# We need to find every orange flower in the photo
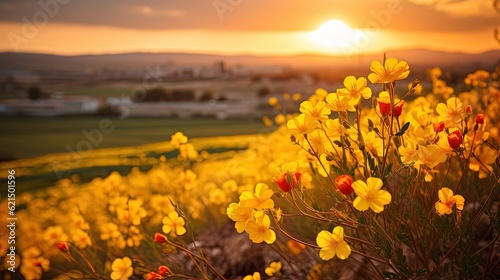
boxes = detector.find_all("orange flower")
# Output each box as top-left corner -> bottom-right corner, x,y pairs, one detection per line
153,233 -> 168,243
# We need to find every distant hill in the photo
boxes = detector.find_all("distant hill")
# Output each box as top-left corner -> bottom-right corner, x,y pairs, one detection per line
0,49 -> 498,73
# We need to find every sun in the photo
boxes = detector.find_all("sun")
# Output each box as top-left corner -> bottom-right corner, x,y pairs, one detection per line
310,20 -> 356,48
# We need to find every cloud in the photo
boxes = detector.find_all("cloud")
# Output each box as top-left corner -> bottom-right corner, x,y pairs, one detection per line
407,0 -> 497,17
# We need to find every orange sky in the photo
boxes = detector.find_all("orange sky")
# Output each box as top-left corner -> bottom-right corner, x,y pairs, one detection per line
0,0 -> 498,55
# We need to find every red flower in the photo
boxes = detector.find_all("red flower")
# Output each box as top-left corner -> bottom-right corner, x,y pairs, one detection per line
158,265 -> 172,276
272,171 -> 301,192
145,272 -> 162,280
475,114 -> 484,124
447,130 -> 462,149
393,100 -> 405,117
56,242 -> 69,253
378,100 -> 391,116
433,122 -> 445,133
334,175 -> 354,195
153,233 -> 168,243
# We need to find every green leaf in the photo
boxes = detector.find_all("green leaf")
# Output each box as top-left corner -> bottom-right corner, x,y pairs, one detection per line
395,122 -> 410,136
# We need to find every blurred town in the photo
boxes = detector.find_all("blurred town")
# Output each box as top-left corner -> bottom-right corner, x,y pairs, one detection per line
0,49 -> 498,119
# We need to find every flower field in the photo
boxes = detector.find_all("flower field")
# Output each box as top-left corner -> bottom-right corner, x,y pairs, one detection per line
1,58 -> 500,280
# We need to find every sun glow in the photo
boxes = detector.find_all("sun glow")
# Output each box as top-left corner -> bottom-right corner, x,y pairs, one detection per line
310,20 -> 356,48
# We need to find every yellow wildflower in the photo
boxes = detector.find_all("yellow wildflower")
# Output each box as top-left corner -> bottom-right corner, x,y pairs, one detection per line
110,257 -> 134,280
265,261 -> 282,277
243,272 -> 261,280
325,92 -> 355,112
239,183 -> 274,210
316,226 -> 351,260
170,132 -> 188,148
100,222 -> 121,241
286,113 -> 317,137
362,131 -> 384,157
337,76 -> 372,105
162,211 -> 186,236
398,138 -> 419,165
352,177 -> 391,213
436,97 -> 466,127
227,203 -> 254,233
416,144 -> 447,169
268,97 -> 279,106
300,100 -> 331,122
245,213 -> 276,244
368,58 -> 410,84
43,226 -> 68,246
72,229 -> 92,249
435,187 -> 465,216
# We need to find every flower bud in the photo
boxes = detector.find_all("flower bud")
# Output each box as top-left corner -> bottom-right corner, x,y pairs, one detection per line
158,265 -> 172,276
334,174 -> 354,195
466,105 -> 472,115
433,122 -> 445,133
154,233 -> 168,243
447,130 -> 462,149
475,114 -> 484,124
145,272 -> 162,280
56,242 -> 69,253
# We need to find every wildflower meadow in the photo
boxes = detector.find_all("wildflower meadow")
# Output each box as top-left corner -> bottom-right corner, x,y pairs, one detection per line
1,57 -> 500,279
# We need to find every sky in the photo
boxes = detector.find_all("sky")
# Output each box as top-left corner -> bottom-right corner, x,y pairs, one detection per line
0,0 -> 498,56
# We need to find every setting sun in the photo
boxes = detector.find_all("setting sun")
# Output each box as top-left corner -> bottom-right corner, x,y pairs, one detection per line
310,19 -> 356,48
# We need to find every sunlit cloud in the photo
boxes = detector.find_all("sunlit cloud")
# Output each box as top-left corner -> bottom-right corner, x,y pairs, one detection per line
133,6 -> 186,17
407,0 -> 496,17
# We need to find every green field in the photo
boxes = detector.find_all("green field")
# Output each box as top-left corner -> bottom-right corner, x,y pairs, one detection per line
0,116 -> 268,160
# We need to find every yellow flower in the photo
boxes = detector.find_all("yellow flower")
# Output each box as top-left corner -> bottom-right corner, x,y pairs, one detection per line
128,199 -> 147,226
239,183 -> 274,210
265,261 -> 282,276
43,226 -> 68,246
209,188 -> 227,205
286,113 -> 317,137
162,211 -> 186,236
337,76 -> 372,105
436,97 -> 466,127
316,226 -> 351,260
435,187 -> 465,216
301,129 -> 329,155
352,177 -> 391,213
110,257 -> 134,280
72,229 -> 92,249
362,131 -> 384,157
324,118 -> 347,139
227,203 -> 254,233
243,272 -> 261,280
468,146 -> 496,179
368,58 -> 410,84
300,100 -> 331,122
268,97 -> 279,106
416,144 -> 447,169
170,132 -> 188,148
398,138 -> 419,165
325,92 -> 355,112
245,213 -> 276,244
100,222 -> 121,241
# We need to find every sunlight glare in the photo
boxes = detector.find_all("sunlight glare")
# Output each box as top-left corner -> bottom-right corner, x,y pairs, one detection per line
310,20 -> 356,48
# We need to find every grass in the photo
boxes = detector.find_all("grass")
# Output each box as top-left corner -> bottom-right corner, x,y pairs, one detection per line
0,116 -> 267,160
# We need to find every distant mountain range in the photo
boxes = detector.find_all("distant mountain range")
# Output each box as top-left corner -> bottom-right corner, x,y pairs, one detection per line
0,48 -> 498,73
